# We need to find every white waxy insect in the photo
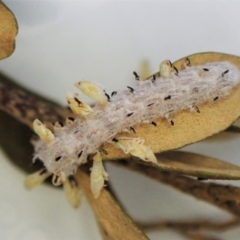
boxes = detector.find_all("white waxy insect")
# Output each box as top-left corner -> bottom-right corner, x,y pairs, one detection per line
24,168 -> 52,190
66,92 -> 93,116
63,177 -> 81,208
90,151 -> 109,199
31,60 -> 240,200
75,81 -> 108,106
159,60 -> 173,77
111,137 -> 157,163
33,119 -> 55,144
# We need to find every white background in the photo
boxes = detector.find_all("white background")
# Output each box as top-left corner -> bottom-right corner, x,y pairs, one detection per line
1,1 -> 240,239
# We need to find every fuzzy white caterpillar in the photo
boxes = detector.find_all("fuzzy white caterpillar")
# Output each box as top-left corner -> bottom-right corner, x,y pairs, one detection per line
31,60 -> 240,198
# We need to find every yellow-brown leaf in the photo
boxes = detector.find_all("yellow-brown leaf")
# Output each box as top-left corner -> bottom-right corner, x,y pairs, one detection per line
0,1 -> 18,59
153,151 -> 240,179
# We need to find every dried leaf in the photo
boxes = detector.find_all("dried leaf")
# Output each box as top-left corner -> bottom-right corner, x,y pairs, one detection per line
115,159 -> 240,216
151,151 -> 240,180
138,218 -> 240,232
0,1 -> 18,59
102,52 -> 240,161
75,168 -> 148,240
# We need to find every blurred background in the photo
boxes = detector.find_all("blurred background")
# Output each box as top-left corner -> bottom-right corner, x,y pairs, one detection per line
1,0 -> 240,239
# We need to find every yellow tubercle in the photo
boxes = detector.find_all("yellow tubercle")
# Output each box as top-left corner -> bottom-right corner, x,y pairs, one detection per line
52,173 -> 66,186
159,60 -> 173,78
24,168 -> 52,190
66,92 -> 93,116
90,151 -> 109,199
63,177 -> 81,208
33,119 -> 55,144
75,81 -> 108,106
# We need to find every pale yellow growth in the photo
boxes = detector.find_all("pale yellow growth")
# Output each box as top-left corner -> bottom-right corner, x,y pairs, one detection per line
33,119 -> 55,144
140,60 -> 151,80
111,137 -> 157,163
66,92 -> 93,116
54,121 -> 63,129
65,117 -> 74,126
159,60 -> 172,77
90,151 -> 109,199
63,178 -> 81,208
24,169 -> 51,190
75,81 -> 108,105
52,173 -> 66,186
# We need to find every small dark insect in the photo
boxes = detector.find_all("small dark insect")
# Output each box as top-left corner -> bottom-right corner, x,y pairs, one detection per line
68,117 -> 74,121
39,168 -> 47,175
129,127 -> 136,133
147,103 -> 154,107
127,86 -> 134,93
164,95 -> 171,100
185,57 -> 191,67
78,151 -> 83,158
55,156 -> 62,161
127,112 -> 134,117
151,121 -> 157,126
74,97 -> 82,105
222,69 -> 229,77
99,149 -> 108,155
194,106 -> 200,113
105,92 -> 111,101
151,75 -> 156,82
133,71 -> 140,80
111,91 -> 117,97
173,66 -> 178,75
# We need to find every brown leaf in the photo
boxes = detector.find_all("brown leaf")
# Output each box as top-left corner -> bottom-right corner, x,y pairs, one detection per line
0,1 -> 18,59
115,159 -> 240,216
102,52 -> 240,161
75,168 -> 149,240
151,151 -> 240,180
